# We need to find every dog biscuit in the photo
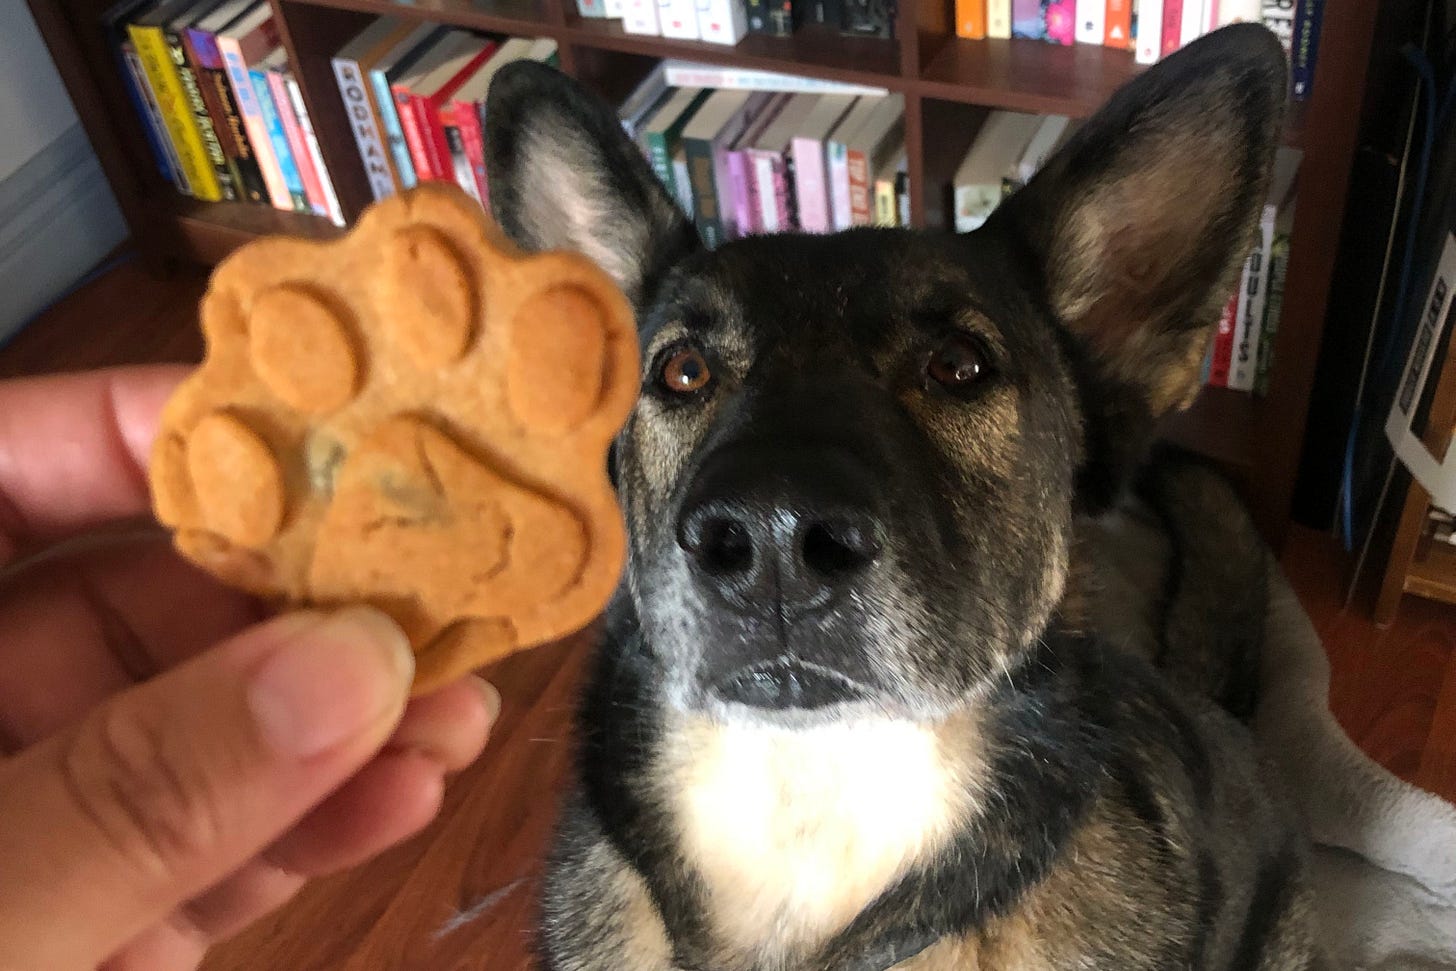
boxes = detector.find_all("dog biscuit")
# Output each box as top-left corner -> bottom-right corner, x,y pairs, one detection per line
149,183 -> 640,694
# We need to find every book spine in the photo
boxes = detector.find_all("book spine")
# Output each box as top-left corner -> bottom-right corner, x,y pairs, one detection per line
250,68 -> 309,212
1042,0 -> 1074,43
333,57 -> 398,200
450,101 -> 491,204
269,68 -> 327,215
286,75 -> 345,226
750,151 -> 779,231
874,173 -> 896,226
219,37 -> 291,210
698,0 -> 750,43
1207,292 -> 1237,387
393,88 -> 439,181
1290,0 -> 1322,100
577,0 -> 608,15
791,135 -> 830,233
643,130 -> 676,199
671,150 -> 695,219
956,0 -> 987,38
1011,0 -> 1041,37
1230,206 -> 1275,391
1179,0 -> 1205,45
987,0 -> 1012,36
1202,0 -> 1220,28
1160,0 -> 1182,56
605,0 -> 624,14
896,171 -> 909,227
442,122 -> 483,204
1135,0 -> 1165,62
120,41 -> 182,185
659,0 -> 701,37
625,0 -> 663,33
188,28 -> 267,204
370,69 -> 418,189
168,27 -> 235,200
662,64 -> 886,95
1074,0 -> 1104,43
846,147 -> 871,226
827,140 -> 852,231
773,153 -> 794,229
1103,0 -> 1132,46
420,96 -> 457,183
129,24 -> 219,199
1255,233 -> 1290,395
727,149 -> 756,239
683,136 -> 725,248
1259,0 -> 1295,51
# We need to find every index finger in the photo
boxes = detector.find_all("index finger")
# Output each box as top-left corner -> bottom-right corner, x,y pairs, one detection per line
0,366 -> 189,567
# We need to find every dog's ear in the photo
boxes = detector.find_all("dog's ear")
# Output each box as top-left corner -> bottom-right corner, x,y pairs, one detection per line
987,24 -> 1285,503
485,62 -> 701,306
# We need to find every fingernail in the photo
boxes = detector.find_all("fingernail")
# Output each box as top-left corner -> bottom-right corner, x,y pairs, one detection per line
247,607 -> 416,759
471,677 -> 502,723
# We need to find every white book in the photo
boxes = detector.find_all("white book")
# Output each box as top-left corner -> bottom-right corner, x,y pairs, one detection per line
1010,114 -> 1072,186
1074,0 -> 1104,43
1135,0 -> 1165,63
671,146 -> 694,216
285,76 -> 345,227
623,0 -> 662,34
605,0 -> 623,14
659,0 -> 700,38
953,111 -> 1041,233
663,60 -> 888,95
1228,203 -> 1276,391
331,18 -> 405,202
987,0 -> 1011,36
1216,0 -> 1260,24
697,0 -> 749,43
1180,0 -> 1205,45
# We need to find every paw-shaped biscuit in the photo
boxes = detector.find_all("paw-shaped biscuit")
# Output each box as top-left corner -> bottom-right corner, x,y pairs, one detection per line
149,184 -> 639,694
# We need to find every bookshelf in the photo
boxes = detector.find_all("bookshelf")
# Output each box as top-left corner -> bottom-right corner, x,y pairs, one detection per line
28,0 -> 1379,550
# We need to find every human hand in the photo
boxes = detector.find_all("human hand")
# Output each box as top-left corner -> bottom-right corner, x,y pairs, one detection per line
0,366 -> 500,970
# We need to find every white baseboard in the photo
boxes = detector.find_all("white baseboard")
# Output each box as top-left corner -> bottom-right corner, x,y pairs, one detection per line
0,123 -> 129,345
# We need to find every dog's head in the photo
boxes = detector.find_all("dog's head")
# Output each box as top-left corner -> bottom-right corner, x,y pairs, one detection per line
486,27 -> 1285,725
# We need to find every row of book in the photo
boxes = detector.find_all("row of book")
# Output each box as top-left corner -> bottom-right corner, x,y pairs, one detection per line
104,0 -> 344,223
576,0 -> 893,44
956,0 -> 1319,85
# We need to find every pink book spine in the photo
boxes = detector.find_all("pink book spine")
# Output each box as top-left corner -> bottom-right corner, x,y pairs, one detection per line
748,150 -> 778,232
267,69 -> 326,215
726,149 -> 756,239
449,101 -> 490,204
772,155 -> 792,231
217,37 -> 291,211
791,135 -> 829,233
847,148 -> 872,226
1161,0 -> 1183,56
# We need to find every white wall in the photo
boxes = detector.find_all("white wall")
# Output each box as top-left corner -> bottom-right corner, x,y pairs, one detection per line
0,6 -> 128,344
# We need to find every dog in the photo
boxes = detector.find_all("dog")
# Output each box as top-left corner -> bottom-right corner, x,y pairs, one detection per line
483,23 -> 1317,970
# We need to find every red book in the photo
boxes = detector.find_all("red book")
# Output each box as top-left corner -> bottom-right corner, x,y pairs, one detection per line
445,101 -> 489,203
1103,0 -> 1132,47
390,31 -> 481,181
1208,293 -> 1239,387
1160,0 -> 1183,56
413,36 -> 497,184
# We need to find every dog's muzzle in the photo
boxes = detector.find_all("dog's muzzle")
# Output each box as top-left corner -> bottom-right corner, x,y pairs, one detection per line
712,657 -> 869,710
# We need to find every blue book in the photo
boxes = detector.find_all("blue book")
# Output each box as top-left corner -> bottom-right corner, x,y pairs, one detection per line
1290,0 -> 1322,101
368,24 -> 445,191
101,0 -> 176,183
250,66 -> 308,212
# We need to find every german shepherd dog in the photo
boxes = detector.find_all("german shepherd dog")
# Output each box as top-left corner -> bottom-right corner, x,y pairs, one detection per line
484,23 -> 1318,970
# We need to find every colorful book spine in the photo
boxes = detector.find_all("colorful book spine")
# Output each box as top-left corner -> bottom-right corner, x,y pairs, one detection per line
369,66 -> 419,190
1135,0 -> 1165,63
1042,0 -> 1075,43
1207,292 -> 1238,387
659,0 -> 701,38
1180,0 -> 1205,45
1290,0 -> 1322,100
727,149 -> 757,238
874,171 -> 897,226
269,68 -> 327,215
987,0 -> 1012,36
1259,0 -> 1295,51
1010,0 -> 1041,37
443,123 -> 482,203
790,132 -> 831,233
1255,233 -> 1290,395
748,150 -> 790,232
120,41 -> 182,186
827,138 -> 852,231
956,0 -> 988,38
846,146 -> 872,226
286,75 -> 344,226
333,59 -> 398,201
1074,0 -> 1104,43
1160,0 -> 1182,57
186,26 -> 267,204
394,86 -> 442,182
167,26 -> 236,200
684,135 -> 726,247
746,0 -> 794,34
128,22 -> 220,200
671,148 -> 695,218
896,171 -> 910,228
250,68 -> 309,211
1229,206 -> 1275,391
1103,0 -> 1132,46
663,62 -> 888,95
643,129 -> 679,200
218,37 -> 291,210
448,101 -> 491,204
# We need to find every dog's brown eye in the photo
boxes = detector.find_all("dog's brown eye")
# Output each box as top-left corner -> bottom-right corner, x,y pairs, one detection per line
658,346 -> 712,395
927,336 -> 989,391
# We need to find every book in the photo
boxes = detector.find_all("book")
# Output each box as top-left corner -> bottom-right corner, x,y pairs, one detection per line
605,0 -> 624,14
102,0 -> 177,183
729,94 -> 790,236
166,0 -> 237,201
956,0 -> 987,38
1011,0 -> 1041,37
1134,0 -> 1164,62
1103,0 -> 1132,46
1291,0 -> 1322,100
698,0 -> 750,44
896,169 -> 910,227
453,38 -> 551,208
624,0 -> 661,34
1179,0 -> 1205,46
216,4 -> 291,210
263,49 -> 325,214
987,0 -> 1012,36
407,33 -> 497,189
121,38 -> 185,185
333,18 -> 416,200
1207,293 -> 1238,387
1260,0 -> 1295,51
369,24 -> 447,191
285,72 -> 345,225
186,0 -> 269,204
748,93 -> 818,232
578,0 -> 609,15
1228,205 -> 1276,390
953,111 -> 1039,232
129,0 -> 222,200
841,0 -> 893,38
842,93 -> 903,227
1160,0 -> 1182,58
671,145 -> 695,218
1074,0 -> 1104,43
1008,114 -> 1073,188
248,48 -> 308,211
639,86 -> 711,208
1214,0 -> 1259,23
791,94 -> 856,234
746,0 -> 794,34
1042,0 -> 1075,43
658,0 -> 700,39
390,31 -> 479,183
681,89 -> 756,247
718,93 -> 776,239
793,0 -> 841,27
618,64 -> 670,137
873,148 -> 904,227
825,96 -> 880,231
1256,225 -> 1292,395
662,61 -> 889,96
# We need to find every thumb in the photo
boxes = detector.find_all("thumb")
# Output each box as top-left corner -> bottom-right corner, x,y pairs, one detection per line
0,606 -> 414,970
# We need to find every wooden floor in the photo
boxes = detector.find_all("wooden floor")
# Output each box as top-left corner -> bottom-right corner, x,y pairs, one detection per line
5,254 -> 1455,969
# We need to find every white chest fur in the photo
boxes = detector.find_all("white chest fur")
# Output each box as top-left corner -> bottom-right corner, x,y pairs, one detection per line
659,716 -> 977,963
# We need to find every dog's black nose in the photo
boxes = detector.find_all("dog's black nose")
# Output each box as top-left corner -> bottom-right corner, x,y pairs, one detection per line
677,450 -> 882,615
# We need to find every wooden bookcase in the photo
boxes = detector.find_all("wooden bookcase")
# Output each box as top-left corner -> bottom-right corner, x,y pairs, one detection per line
29,0 -> 1380,549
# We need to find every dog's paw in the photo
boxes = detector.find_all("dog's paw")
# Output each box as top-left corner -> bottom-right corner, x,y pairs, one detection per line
150,184 -> 638,692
